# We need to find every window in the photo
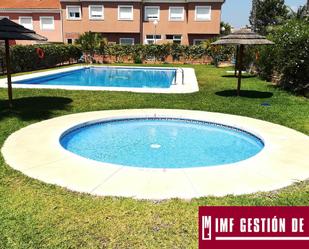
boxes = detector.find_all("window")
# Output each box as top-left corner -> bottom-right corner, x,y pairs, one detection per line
67,39 -> 73,44
120,38 -> 134,45
169,7 -> 184,21
145,34 -> 161,44
67,6 -> 81,20
89,5 -> 104,20
144,6 -> 160,21
195,6 -> 211,21
193,39 -> 206,45
19,17 -> 33,30
166,35 -> 182,44
40,17 -> 55,30
118,6 -> 133,20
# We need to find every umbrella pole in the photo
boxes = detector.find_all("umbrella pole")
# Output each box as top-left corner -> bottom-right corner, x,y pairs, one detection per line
234,45 -> 239,77
5,39 -> 13,108
237,45 -> 244,96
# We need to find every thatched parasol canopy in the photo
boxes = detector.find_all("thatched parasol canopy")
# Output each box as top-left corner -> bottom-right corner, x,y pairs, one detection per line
0,17 -> 47,41
212,29 -> 274,46
212,29 -> 274,96
0,17 -> 47,107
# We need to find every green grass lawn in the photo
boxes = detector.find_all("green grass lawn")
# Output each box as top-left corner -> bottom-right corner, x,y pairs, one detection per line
0,64 -> 308,248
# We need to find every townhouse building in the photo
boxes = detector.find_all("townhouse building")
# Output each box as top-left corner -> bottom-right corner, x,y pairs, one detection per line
0,0 -> 225,45
61,0 -> 225,45
0,0 -> 63,44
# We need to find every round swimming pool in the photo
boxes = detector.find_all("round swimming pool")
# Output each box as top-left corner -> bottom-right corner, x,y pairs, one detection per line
60,118 -> 264,168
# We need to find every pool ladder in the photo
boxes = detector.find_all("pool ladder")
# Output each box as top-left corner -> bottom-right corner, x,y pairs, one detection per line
174,68 -> 184,85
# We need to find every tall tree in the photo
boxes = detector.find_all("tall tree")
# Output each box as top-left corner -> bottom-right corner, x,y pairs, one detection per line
288,4 -> 309,21
286,0 -> 309,22
250,0 -> 258,31
249,0 -> 288,35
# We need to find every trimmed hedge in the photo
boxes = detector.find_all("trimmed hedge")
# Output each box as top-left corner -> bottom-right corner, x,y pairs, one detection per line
74,31 -> 233,64
94,43 -> 233,64
8,44 -> 82,73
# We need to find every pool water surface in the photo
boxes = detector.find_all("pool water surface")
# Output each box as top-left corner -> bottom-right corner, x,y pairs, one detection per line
14,67 -> 176,88
60,118 -> 264,168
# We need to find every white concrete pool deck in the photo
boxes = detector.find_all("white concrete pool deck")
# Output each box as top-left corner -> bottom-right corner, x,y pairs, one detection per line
0,65 -> 199,94
2,109 -> 309,200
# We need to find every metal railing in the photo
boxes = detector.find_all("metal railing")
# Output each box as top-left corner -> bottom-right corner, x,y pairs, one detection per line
172,68 -> 185,86
177,68 -> 184,85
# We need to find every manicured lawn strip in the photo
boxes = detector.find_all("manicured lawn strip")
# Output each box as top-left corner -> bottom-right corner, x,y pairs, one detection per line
0,64 -> 308,248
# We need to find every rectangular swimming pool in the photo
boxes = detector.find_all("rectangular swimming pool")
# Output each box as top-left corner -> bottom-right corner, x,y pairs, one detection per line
14,67 -> 176,89
0,66 -> 199,93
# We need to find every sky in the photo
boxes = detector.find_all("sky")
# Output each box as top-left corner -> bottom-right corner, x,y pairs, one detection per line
222,0 -> 307,28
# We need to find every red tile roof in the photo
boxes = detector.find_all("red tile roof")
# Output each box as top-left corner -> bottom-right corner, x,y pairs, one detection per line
0,0 -> 60,9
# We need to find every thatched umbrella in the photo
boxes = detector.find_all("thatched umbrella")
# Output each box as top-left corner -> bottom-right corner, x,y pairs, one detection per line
212,29 -> 274,96
0,18 -> 47,107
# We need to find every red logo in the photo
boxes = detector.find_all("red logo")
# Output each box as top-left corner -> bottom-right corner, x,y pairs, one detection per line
199,207 -> 309,249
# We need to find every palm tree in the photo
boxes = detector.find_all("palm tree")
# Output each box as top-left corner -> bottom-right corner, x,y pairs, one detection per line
99,38 -> 109,63
75,31 -> 102,63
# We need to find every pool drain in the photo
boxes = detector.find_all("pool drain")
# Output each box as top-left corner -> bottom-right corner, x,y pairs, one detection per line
150,144 -> 161,149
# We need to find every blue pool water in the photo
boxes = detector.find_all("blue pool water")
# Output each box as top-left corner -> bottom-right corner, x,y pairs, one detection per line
15,67 -> 176,88
60,118 -> 264,168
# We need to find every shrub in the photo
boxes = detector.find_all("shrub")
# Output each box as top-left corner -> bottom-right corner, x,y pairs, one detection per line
242,46 -> 260,72
257,19 -> 309,94
155,43 -> 172,62
142,45 -> 158,60
131,44 -> 144,63
169,43 -> 185,62
106,44 -> 131,62
133,55 -> 142,64
205,39 -> 234,66
10,44 -> 82,73
183,45 -> 207,63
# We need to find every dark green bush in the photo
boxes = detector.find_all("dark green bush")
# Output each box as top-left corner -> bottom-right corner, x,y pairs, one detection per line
257,20 -> 309,94
133,55 -> 142,64
10,44 -> 82,73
